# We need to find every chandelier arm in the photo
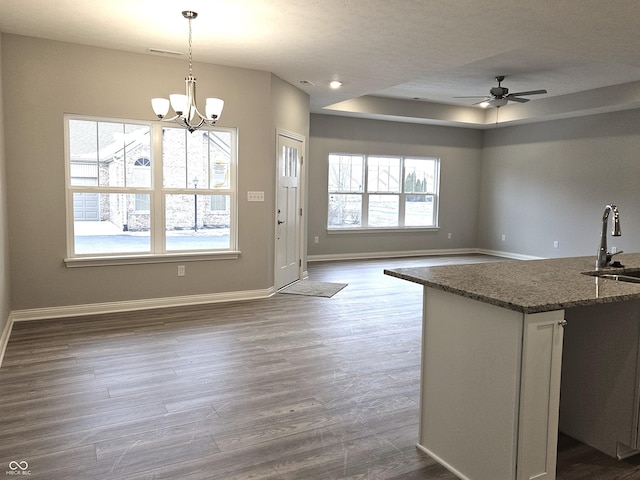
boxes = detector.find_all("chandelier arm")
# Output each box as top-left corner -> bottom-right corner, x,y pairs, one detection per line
176,116 -> 205,133
193,105 -> 212,122
159,113 -> 181,122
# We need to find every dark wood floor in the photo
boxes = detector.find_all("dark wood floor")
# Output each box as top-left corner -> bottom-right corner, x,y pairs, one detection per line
2,255 -> 640,479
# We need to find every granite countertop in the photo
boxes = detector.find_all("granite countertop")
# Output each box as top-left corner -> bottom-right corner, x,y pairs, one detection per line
384,253 -> 640,314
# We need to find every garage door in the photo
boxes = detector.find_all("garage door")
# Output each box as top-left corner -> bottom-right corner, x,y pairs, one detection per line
73,192 -> 99,221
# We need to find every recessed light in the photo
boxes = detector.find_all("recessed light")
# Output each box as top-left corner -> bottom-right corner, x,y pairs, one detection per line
329,80 -> 343,89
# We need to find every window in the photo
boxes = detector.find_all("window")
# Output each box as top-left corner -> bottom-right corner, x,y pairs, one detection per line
65,116 -> 237,260
134,157 -> 151,212
328,153 -> 439,229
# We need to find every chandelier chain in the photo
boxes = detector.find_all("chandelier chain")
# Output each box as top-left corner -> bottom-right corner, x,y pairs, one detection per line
187,17 -> 193,76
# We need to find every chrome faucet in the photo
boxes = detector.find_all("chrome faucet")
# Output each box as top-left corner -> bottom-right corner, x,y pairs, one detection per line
596,204 -> 622,270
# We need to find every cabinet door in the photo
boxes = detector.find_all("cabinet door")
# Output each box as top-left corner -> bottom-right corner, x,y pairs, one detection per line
517,311 -> 565,480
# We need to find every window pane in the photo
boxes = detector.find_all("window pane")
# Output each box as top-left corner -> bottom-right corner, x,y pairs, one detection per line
165,194 -> 230,251
282,145 -> 298,178
73,193 -> 150,254
212,161 -> 229,189
328,154 -> 363,192
164,128 -> 232,190
328,194 -> 362,227
210,194 -> 228,212
368,194 -> 399,227
206,131 -> 232,189
135,193 -> 150,212
132,157 -> 152,194
163,128 -> 187,188
121,124 -> 152,187
405,195 -> 435,226
405,158 -> 436,193
368,157 -> 400,193
68,120 -> 151,188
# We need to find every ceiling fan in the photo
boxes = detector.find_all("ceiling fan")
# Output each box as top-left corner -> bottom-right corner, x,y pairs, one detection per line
456,76 -> 548,108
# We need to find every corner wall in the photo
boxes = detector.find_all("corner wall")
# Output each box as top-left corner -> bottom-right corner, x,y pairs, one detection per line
0,34 -> 12,359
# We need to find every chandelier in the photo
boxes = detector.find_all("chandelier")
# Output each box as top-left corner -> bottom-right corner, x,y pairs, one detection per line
151,11 -> 224,133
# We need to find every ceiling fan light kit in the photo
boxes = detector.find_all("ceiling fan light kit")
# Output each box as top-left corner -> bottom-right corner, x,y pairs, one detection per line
457,75 -> 548,108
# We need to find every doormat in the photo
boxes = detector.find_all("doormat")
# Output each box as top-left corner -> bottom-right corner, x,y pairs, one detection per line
279,280 -> 348,298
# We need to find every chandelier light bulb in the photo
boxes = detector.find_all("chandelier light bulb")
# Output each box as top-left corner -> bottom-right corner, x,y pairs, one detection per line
151,98 -> 170,118
169,94 -> 188,116
206,98 -> 224,120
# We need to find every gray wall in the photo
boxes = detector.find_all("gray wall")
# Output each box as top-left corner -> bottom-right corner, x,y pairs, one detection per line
478,109 -> 640,259
308,114 -> 483,258
1,34 -> 309,311
4,30 -> 640,317
0,35 -> 11,345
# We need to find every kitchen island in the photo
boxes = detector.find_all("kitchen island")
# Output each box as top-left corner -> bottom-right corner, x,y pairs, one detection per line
385,253 -> 640,480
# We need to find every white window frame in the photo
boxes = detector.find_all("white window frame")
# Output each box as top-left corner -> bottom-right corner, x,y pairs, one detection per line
64,115 -> 239,267
327,153 -> 440,232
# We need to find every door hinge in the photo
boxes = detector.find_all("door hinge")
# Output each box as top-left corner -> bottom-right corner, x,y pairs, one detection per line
299,208 -> 303,216
299,259 -> 302,267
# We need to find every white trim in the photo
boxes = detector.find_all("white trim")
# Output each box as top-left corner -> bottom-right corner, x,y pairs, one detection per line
476,248 -> 545,261
327,227 -> 440,234
0,316 -> 14,368
308,248 -> 478,262
416,443 -> 472,480
10,287 -> 276,323
64,251 -> 241,268
308,248 -> 545,263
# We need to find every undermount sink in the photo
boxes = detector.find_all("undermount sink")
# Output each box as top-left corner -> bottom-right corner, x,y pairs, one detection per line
583,269 -> 640,283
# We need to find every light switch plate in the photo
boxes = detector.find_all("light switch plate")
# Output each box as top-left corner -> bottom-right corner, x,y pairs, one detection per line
248,191 -> 264,202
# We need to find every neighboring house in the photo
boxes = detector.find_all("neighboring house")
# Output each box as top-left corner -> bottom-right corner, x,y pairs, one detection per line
69,123 -> 232,233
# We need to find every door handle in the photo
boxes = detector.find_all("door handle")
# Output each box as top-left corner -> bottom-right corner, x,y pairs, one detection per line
278,220 -> 285,225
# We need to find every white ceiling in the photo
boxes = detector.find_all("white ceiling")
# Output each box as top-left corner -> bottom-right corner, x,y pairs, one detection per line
2,0 -> 640,128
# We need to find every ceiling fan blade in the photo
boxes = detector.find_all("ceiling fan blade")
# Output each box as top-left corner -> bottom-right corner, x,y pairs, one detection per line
453,95 -> 488,99
472,99 -> 491,105
508,89 -> 547,97
507,96 -> 530,103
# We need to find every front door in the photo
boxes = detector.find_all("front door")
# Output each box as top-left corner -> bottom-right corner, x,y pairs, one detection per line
276,133 -> 303,289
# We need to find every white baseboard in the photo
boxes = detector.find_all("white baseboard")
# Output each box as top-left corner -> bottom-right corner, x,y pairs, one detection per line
0,316 -> 13,369
308,248 -> 480,263
476,248 -> 545,261
308,248 -> 545,263
416,443 -> 473,480
10,287 -> 276,323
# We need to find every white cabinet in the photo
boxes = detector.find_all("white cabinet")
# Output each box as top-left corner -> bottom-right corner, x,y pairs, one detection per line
418,287 -> 564,480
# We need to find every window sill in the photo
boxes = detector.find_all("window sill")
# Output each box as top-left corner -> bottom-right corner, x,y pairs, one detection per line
327,227 -> 439,234
64,251 -> 241,268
